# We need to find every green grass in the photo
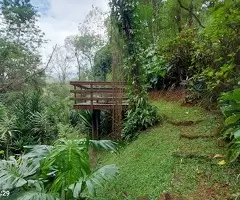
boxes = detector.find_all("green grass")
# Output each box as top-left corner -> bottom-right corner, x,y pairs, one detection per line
95,100 -> 240,200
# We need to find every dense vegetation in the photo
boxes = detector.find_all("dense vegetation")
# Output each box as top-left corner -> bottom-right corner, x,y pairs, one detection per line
0,0 -> 240,199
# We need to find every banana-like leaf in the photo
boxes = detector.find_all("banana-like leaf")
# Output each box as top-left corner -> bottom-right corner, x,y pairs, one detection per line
0,157 -> 39,190
86,164 -> 119,196
5,191 -> 59,200
69,164 -> 119,198
42,139 -> 91,193
68,178 -> 84,198
23,145 -> 53,159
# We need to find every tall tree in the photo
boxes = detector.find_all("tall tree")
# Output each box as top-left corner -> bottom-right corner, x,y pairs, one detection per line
93,44 -> 112,81
0,0 -> 45,92
49,46 -> 73,84
65,7 -> 106,80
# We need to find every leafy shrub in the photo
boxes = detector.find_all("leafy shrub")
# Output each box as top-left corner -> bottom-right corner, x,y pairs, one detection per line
29,112 -> 57,143
0,110 -> 17,158
0,89 -> 68,155
187,1 -> 240,104
163,29 -> 196,89
46,98 -> 72,125
219,87 -> 240,162
70,110 -> 93,136
77,110 -> 92,132
0,139 -> 119,200
57,123 -> 86,139
139,44 -> 168,89
227,138 -> 240,163
13,90 -> 43,132
122,93 -> 158,140
43,83 -> 70,101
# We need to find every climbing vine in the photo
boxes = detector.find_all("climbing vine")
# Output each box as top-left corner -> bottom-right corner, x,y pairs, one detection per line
110,0 -> 158,140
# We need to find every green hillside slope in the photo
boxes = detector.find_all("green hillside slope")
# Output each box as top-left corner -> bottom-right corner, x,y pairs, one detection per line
96,100 -> 239,200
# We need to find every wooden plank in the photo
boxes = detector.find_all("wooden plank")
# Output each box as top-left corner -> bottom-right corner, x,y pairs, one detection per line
70,81 -> 127,86
73,103 -> 128,110
92,110 -> 100,140
70,81 -> 128,111
70,89 -> 125,94
90,84 -> 93,110
70,97 -> 128,101
74,85 -> 77,104
72,84 -> 90,89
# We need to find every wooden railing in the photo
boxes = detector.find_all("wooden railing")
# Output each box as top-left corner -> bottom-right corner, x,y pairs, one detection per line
70,81 -> 128,110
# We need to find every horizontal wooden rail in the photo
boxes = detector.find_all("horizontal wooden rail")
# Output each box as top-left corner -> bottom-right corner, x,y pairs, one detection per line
70,81 -> 127,86
70,81 -> 128,110
70,97 -> 128,101
70,89 -> 125,94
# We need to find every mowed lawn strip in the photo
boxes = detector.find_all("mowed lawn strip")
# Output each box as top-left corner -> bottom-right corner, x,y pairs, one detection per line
96,100 -> 240,200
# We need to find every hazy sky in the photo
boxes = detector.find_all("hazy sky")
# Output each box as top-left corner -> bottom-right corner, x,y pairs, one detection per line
31,0 -> 109,61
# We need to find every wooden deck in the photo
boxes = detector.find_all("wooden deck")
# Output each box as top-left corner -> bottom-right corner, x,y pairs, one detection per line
70,81 -> 128,110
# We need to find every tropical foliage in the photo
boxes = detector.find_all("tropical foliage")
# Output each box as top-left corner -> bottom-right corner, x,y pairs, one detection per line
219,87 -> 240,162
1,0 -> 240,199
0,139 -> 119,200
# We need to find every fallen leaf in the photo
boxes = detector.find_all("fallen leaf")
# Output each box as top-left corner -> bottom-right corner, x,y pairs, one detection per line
122,191 -> 128,198
218,160 -> 226,165
213,154 -> 225,159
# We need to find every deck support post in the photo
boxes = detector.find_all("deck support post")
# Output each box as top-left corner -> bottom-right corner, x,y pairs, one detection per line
92,110 -> 100,140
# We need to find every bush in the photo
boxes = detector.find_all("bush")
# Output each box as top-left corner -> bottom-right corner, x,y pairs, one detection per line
219,87 -> 240,162
0,90 -> 56,155
0,88 -> 71,155
163,29 -> 196,90
122,100 -> 158,140
187,1 -> 240,104
139,43 -> 168,89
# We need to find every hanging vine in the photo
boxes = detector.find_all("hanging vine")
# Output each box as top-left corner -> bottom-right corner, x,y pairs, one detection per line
110,0 -> 158,140
110,0 -> 141,93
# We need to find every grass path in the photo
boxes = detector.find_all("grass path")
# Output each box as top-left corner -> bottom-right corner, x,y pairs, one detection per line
96,100 -> 239,200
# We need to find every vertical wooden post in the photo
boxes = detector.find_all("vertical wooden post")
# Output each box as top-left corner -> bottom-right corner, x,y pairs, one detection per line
90,83 -> 93,110
92,110 -> 100,140
74,85 -> 77,104
90,109 -> 100,166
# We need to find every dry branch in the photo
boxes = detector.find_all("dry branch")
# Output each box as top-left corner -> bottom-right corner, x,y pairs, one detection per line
172,152 -> 208,159
0,44 -> 58,93
177,0 -> 205,28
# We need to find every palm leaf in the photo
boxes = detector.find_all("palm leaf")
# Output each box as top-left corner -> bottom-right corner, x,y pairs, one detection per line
89,140 -> 118,152
79,110 -> 92,130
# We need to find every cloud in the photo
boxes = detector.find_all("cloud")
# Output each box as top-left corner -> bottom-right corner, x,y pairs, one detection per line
31,0 -> 51,15
32,0 -> 109,61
